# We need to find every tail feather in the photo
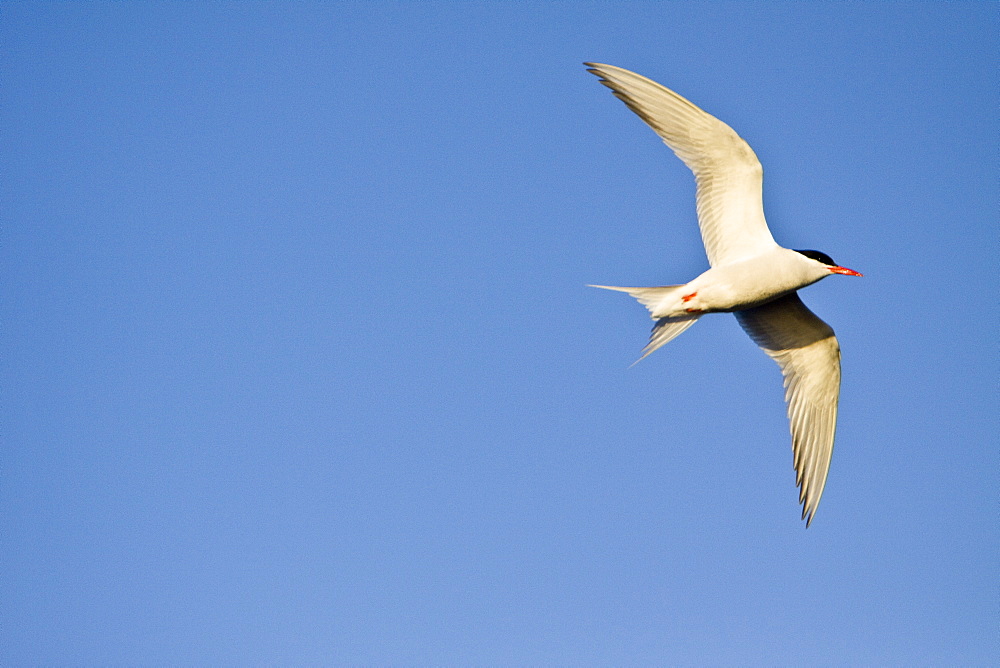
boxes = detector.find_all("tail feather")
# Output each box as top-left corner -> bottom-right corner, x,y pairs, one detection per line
590,284 -> 701,364
588,284 -> 684,317
633,316 -> 700,365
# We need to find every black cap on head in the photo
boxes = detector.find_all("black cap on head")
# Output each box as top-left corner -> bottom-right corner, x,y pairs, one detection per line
795,249 -> 837,266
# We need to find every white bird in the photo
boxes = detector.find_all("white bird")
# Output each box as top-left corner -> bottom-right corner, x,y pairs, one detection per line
586,63 -> 862,526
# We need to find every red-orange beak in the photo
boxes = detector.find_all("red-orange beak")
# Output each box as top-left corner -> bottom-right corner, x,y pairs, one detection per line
829,266 -> 863,277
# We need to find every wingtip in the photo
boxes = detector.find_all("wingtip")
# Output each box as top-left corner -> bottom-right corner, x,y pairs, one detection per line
802,504 -> 818,528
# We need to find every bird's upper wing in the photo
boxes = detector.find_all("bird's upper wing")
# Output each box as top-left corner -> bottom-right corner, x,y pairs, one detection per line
585,63 -> 777,268
734,293 -> 841,526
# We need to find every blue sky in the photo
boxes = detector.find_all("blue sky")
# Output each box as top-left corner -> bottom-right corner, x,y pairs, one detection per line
3,2 -> 997,664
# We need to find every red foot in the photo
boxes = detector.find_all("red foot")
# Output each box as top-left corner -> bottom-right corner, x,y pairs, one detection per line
685,308 -> 703,314
682,291 -> 697,302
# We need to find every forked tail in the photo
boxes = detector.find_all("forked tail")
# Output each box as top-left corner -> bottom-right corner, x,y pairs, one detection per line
590,284 -> 701,364
635,316 -> 700,364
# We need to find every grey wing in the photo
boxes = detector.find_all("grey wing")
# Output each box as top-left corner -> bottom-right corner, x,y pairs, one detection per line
585,63 -> 777,267
734,293 -> 841,526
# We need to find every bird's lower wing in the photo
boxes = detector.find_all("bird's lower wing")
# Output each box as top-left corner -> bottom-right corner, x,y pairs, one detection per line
734,293 -> 841,526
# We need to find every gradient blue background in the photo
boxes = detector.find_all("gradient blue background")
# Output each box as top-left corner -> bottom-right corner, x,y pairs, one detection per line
4,2 -> 997,664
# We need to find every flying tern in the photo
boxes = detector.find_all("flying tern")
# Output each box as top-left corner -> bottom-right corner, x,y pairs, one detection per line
586,63 -> 862,526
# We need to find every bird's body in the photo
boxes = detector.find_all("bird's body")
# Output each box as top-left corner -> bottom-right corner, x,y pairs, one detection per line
586,63 -> 862,526
603,247 -> 838,318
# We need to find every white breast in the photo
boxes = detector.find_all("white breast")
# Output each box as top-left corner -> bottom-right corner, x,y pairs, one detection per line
686,248 -> 828,313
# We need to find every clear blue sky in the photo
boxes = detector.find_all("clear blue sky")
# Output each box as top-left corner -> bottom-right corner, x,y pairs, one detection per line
4,2 -> 997,664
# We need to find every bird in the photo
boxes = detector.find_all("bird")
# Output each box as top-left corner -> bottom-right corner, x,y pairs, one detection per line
585,63 -> 862,526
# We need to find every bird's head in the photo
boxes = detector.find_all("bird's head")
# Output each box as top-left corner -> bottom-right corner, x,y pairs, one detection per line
795,249 -> 863,277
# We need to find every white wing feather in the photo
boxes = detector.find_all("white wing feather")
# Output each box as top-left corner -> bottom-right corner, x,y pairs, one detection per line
734,293 -> 841,526
585,63 -> 777,267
